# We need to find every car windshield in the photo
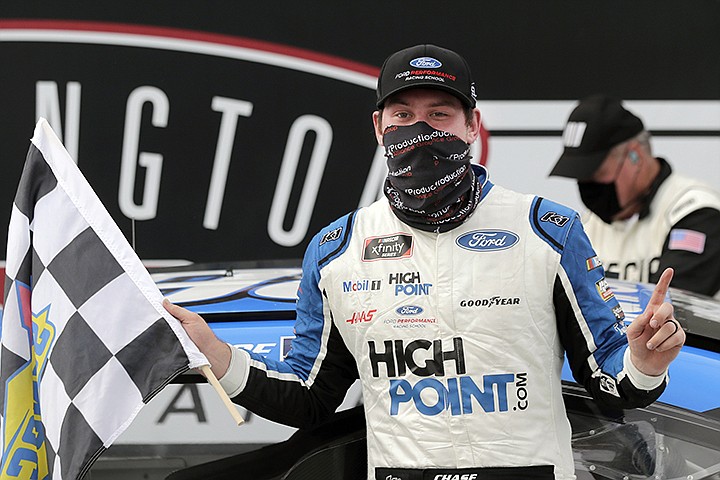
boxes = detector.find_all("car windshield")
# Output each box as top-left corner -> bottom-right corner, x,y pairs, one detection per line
565,383 -> 720,479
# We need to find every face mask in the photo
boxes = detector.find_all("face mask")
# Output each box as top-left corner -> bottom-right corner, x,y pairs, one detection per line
578,181 -> 622,224
382,121 -> 481,232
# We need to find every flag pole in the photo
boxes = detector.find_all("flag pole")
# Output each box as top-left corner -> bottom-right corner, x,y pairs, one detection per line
200,365 -> 245,425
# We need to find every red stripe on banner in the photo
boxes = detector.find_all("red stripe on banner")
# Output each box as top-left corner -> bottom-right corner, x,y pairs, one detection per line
0,19 -> 380,77
0,264 -> 4,306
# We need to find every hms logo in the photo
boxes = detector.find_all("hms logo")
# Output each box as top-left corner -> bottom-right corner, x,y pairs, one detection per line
346,309 -> 376,325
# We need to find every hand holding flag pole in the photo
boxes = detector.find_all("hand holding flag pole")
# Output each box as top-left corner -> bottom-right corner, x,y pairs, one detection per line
162,298 -> 244,425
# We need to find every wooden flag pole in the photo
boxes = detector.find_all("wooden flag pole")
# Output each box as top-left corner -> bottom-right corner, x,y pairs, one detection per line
200,365 -> 245,425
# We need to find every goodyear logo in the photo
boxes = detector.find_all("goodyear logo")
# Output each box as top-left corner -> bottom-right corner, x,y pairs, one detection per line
1,303 -> 56,480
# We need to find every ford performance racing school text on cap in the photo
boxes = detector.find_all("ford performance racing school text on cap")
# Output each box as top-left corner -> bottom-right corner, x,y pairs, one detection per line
376,44 -> 477,108
550,94 -> 644,180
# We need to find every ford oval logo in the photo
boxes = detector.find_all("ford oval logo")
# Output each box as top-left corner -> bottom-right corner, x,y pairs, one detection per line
396,305 -> 424,316
456,230 -> 519,252
409,56 -> 442,68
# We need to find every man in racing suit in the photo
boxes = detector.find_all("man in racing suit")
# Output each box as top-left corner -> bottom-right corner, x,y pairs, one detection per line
166,45 -> 685,480
549,94 -> 720,298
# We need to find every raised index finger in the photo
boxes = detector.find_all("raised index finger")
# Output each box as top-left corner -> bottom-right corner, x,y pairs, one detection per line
647,267 -> 674,309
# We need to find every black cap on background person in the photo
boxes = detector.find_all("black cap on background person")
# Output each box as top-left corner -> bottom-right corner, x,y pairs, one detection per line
550,94 -> 644,180
376,44 -> 477,108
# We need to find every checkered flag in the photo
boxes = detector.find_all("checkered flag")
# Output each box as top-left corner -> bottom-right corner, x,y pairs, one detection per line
0,119 -> 208,480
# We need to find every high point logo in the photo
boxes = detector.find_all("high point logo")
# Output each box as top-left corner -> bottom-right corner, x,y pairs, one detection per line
388,271 -> 432,296
368,337 -> 528,416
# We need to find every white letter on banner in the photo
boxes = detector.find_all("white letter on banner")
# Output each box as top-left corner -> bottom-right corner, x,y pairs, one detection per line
119,86 -> 169,221
268,115 -> 332,247
35,81 -> 82,162
203,96 -> 254,230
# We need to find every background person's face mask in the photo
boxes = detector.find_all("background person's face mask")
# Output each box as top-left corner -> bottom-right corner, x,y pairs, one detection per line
578,181 -> 622,224
382,121 -> 480,232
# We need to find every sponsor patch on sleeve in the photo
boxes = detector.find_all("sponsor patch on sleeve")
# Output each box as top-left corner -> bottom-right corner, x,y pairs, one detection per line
595,277 -> 615,302
611,304 -> 626,322
586,255 -> 602,271
540,211 -> 570,227
599,372 -> 621,397
668,228 -> 706,254
319,226 -> 343,245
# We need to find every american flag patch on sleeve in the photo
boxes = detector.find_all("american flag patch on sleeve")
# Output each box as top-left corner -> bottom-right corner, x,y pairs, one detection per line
668,228 -> 706,254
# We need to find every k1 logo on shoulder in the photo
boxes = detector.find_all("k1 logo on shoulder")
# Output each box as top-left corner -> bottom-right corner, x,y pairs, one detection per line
540,211 -> 570,227
363,234 -> 413,261
319,227 -> 343,246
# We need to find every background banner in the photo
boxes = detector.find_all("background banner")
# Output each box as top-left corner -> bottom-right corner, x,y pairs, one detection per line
1,1 -> 718,263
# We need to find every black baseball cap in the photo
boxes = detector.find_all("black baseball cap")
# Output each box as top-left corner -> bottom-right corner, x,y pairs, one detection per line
376,44 -> 477,108
550,94 -> 644,180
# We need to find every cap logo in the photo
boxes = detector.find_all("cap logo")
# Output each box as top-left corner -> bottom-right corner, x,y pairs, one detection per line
409,56 -> 442,69
563,121 -> 587,148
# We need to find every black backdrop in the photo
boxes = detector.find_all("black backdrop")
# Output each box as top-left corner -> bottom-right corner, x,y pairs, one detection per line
1,0 -> 718,262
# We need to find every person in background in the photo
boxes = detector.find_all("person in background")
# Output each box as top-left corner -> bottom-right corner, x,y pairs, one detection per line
550,94 -> 720,298
166,48 -> 685,480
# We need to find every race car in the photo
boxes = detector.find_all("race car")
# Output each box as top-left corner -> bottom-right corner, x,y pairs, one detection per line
2,262 -> 719,479
150,262 -> 720,480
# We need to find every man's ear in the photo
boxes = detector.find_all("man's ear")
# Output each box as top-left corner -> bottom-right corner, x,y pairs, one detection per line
372,111 -> 384,146
465,108 -> 482,144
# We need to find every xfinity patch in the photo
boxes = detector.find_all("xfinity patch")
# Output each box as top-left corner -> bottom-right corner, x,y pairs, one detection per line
363,234 -> 413,261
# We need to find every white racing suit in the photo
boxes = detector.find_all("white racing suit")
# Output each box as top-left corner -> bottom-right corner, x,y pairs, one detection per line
582,159 -> 720,298
222,166 -> 666,480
